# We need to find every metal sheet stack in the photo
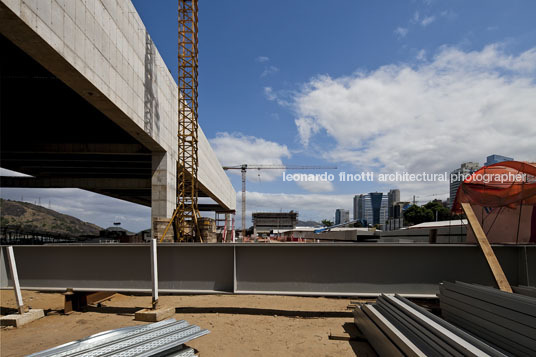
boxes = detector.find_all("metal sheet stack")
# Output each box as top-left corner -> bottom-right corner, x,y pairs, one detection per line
440,281 -> 536,356
354,294 -> 507,356
27,318 -> 209,357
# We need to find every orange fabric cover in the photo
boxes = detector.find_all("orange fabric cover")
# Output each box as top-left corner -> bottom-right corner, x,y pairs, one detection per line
452,161 -> 536,213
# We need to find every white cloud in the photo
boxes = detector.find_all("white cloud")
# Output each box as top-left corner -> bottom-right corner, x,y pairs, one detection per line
264,87 -> 290,106
256,56 -> 270,63
261,65 -> 279,77
209,132 -> 291,181
291,44 -> 536,194
294,117 -> 320,147
394,27 -> 408,38
411,11 -> 435,27
243,191 -> 351,226
256,56 -> 279,77
416,49 -> 426,61
420,15 -> 435,26
296,180 -> 334,193
440,10 -> 457,21
413,11 -> 420,23
264,86 -> 277,101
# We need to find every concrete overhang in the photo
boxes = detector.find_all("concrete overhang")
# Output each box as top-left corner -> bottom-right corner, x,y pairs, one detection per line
0,0 -> 235,213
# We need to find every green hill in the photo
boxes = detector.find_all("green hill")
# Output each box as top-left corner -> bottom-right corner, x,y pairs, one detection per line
0,198 -> 102,236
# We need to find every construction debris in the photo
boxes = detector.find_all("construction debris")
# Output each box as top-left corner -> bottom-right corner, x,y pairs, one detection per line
27,318 -> 209,357
440,281 -> 536,356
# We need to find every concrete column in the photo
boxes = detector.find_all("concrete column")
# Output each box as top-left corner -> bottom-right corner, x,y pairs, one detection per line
151,152 -> 175,241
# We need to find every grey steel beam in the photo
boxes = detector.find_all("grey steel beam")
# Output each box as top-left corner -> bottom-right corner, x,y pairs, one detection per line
514,285 -> 536,298
384,295 -> 492,356
394,294 -> 508,356
361,304 -> 425,357
375,297 -> 452,356
440,294 -> 536,338
439,288 -> 536,329
442,311 -> 534,356
0,244 -> 534,296
441,281 -> 536,316
441,302 -> 536,352
353,306 -> 406,357
233,244 -> 530,296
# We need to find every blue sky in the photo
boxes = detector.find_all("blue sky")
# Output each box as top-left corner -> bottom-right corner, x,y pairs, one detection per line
2,0 -> 535,230
131,0 -> 536,223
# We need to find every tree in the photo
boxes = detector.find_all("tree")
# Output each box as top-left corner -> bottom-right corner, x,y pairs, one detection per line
423,200 -> 452,221
403,205 -> 434,226
404,200 -> 455,225
321,219 -> 333,227
352,221 -> 363,228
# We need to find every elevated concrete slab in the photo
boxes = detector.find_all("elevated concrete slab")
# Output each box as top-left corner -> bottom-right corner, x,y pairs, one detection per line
0,0 -> 235,226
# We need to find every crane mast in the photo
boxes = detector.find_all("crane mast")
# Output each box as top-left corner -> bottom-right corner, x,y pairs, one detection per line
175,0 -> 201,241
223,165 -> 337,239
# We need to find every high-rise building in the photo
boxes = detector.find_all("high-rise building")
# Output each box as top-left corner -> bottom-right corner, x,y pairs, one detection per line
485,154 -> 513,166
387,189 -> 400,219
335,209 -> 350,225
355,193 -> 388,227
353,194 -> 364,221
449,162 -> 480,208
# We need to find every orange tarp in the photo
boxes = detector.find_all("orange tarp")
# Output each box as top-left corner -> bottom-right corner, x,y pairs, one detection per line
452,161 -> 536,244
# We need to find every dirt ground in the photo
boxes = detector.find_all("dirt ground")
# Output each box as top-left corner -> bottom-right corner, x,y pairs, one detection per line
0,290 -> 377,356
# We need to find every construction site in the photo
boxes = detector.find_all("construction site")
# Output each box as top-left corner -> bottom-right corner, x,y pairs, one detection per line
1,0 -> 536,356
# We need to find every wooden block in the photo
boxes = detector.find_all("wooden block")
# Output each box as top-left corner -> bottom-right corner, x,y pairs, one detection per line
0,309 -> 44,327
134,307 -> 175,322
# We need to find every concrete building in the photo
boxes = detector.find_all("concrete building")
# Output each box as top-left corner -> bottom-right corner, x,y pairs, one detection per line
449,162 -> 480,208
252,212 -> 298,235
385,201 -> 410,231
355,193 -> 388,227
0,0 -> 236,238
387,189 -> 400,219
335,209 -> 350,225
485,154 -> 513,166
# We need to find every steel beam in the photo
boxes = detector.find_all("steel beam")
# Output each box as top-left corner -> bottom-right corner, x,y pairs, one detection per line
1,244 -> 534,296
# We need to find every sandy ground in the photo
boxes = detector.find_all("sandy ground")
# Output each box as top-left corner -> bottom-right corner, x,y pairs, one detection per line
0,290 -> 377,356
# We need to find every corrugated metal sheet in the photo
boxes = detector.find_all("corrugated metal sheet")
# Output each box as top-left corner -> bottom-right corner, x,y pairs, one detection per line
27,319 -> 209,357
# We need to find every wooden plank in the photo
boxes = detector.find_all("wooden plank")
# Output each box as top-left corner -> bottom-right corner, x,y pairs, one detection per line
461,202 -> 513,293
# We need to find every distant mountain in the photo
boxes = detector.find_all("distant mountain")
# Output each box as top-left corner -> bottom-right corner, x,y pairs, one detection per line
296,219 -> 323,227
0,198 -> 102,236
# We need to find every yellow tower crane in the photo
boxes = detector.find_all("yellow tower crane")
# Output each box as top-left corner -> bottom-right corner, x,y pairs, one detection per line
160,0 -> 200,243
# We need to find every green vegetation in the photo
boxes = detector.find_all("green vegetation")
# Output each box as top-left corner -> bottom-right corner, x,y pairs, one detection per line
0,198 -> 102,236
403,200 -> 453,226
321,219 -> 334,227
